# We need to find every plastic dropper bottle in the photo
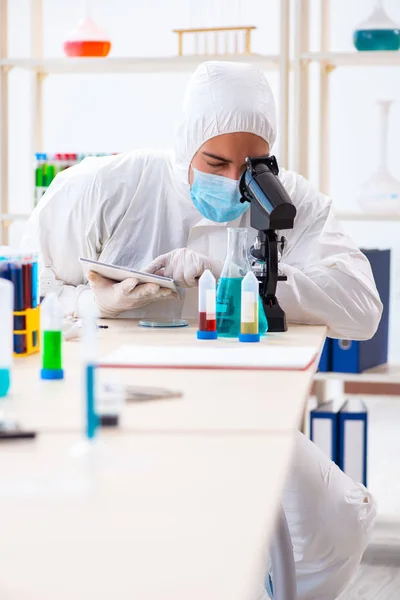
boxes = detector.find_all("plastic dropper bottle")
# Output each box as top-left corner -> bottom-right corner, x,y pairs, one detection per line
197,269 -> 218,340
40,292 -> 64,380
239,272 -> 260,343
0,279 -> 13,397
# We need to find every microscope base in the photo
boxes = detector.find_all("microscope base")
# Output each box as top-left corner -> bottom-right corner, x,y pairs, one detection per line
263,300 -> 288,333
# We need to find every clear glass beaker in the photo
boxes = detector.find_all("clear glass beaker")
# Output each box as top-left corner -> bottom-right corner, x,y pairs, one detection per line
216,228 -> 268,338
353,0 -> 400,52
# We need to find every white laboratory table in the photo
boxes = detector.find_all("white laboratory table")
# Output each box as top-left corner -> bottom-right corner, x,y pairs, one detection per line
5,320 -> 327,434
0,321 -> 326,600
0,431 -> 294,600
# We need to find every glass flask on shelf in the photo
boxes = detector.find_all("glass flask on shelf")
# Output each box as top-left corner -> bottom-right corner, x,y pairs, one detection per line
216,228 -> 268,338
353,0 -> 400,51
357,100 -> 400,214
63,1 -> 112,57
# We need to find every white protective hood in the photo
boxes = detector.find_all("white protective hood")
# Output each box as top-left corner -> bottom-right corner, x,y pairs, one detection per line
173,61 -> 277,182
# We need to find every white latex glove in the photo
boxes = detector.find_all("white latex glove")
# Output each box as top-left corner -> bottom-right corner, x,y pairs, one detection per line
144,248 -> 222,288
87,271 -> 177,318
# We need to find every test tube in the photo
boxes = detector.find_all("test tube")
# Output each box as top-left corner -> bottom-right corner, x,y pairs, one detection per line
45,163 -> 56,188
55,153 -> 63,173
0,247 -> 11,281
10,252 -> 26,354
22,253 -> 33,312
40,292 -> 64,380
31,253 -> 39,347
0,279 -> 13,397
31,253 -> 39,309
239,271 -> 260,343
34,153 -> 44,207
197,269 -> 218,340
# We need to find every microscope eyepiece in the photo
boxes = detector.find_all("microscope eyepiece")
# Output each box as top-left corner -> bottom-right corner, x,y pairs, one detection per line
239,156 -> 296,231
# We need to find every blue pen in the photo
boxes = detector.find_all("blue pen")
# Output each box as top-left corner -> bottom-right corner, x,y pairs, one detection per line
86,364 -> 98,439
31,254 -> 39,347
81,306 -> 99,440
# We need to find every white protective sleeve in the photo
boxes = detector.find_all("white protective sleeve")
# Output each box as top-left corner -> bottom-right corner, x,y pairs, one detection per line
23,157 -> 126,317
277,174 -> 383,341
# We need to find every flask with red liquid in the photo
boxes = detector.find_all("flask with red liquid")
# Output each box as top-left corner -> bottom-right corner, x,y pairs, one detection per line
197,269 -> 218,340
63,1 -> 111,58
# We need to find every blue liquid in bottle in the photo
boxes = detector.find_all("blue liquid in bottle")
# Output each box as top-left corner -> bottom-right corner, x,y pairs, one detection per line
353,2 -> 400,51
216,277 -> 268,338
354,29 -> 400,51
0,369 -> 10,398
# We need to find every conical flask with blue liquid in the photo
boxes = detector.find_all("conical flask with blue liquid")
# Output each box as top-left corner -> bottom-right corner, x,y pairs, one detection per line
353,0 -> 400,52
216,227 -> 268,338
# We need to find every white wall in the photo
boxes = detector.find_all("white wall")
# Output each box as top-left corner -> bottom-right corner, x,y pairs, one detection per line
6,0 -> 400,357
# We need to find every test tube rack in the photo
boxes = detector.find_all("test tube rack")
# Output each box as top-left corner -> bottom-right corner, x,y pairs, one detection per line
13,306 -> 40,357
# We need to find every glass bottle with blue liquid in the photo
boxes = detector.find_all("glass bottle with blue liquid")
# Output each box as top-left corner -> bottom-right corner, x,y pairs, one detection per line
353,0 -> 400,52
216,227 -> 268,338
0,279 -> 13,397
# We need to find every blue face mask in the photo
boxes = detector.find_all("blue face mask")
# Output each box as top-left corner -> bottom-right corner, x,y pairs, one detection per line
190,167 -> 249,223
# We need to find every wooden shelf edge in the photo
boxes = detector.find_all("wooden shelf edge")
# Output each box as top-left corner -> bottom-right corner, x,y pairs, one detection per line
301,51 -> 400,67
314,364 -> 400,384
0,54 -> 281,74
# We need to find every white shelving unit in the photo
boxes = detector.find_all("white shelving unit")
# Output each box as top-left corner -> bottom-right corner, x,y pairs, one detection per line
0,0 -> 291,243
6,209 -> 400,226
294,2 -> 400,195
302,50 -> 400,68
335,212 -> 400,222
293,0 -> 400,399
0,54 -> 281,75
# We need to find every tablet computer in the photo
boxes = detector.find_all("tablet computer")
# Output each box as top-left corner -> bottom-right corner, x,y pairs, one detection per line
79,257 -> 177,292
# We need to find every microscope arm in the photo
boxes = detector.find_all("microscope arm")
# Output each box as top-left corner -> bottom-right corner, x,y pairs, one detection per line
255,230 -> 289,332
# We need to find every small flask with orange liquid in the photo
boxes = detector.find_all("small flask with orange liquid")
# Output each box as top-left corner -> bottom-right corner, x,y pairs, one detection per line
63,1 -> 111,58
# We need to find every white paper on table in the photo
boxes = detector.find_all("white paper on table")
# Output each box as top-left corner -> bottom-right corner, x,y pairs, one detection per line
100,344 -> 317,371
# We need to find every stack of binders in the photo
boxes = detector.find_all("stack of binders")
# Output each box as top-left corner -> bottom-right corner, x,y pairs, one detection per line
310,398 -> 368,486
316,248 -> 390,374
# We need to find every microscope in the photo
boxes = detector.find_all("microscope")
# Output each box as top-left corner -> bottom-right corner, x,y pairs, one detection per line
239,156 -> 297,332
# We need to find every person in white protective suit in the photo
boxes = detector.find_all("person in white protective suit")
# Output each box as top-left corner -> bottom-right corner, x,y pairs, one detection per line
24,61 -> 380,599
